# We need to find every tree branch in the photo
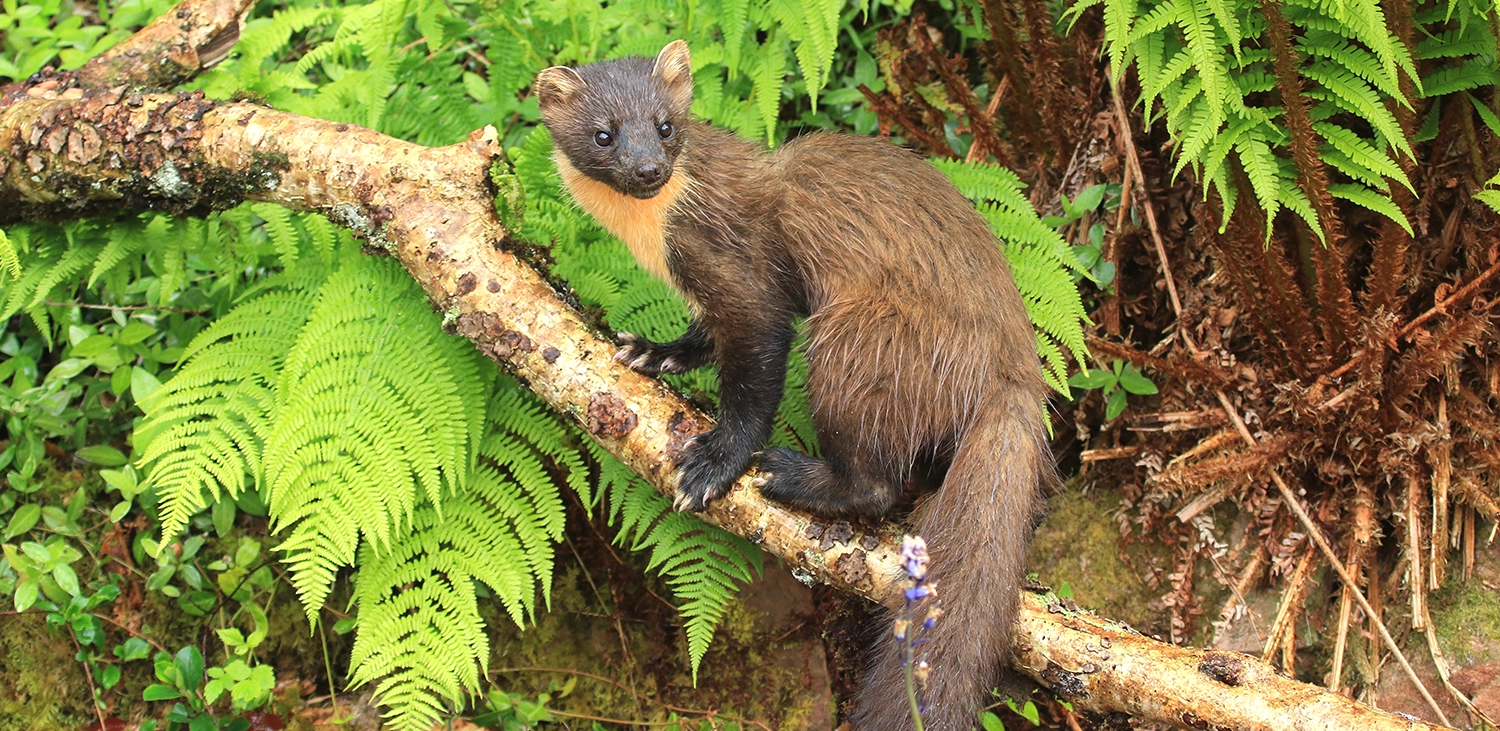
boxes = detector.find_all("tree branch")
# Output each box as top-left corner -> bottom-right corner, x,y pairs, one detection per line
0,5 -> 1455,729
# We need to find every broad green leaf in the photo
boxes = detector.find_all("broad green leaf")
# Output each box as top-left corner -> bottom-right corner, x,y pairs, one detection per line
76,445 -> 128,466
3,504 -> 40,540
1117,367 -> 1159,395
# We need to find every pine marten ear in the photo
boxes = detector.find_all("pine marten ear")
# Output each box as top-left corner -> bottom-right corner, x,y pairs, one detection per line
534,66 -> 587,109
652,40 -> 693,107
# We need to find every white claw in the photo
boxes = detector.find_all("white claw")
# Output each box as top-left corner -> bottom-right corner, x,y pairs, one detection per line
750,476 -> 767,488
673,491 -> 693,512
661,357 -> 679,373
630,354 -> 652,370
613,349 -> 631,363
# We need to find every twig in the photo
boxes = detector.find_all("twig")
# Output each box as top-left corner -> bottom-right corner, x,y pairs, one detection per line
2,607 -> 168,655
1407,471 -> 1427,632
1431,393 -> 1451,591
1422,602 -> 1498,728
1325,256 -> 1500,381
1260,544 -> 1315,668
68,626 -> 110,730
1214,546 -> 1265,641
964,75 -> 1009,165
1464,506 -> 1475,581
1059,702 -> 1086,731
490,667 -> 775,731
93,611 -> 167,655
1328,546 -> 1357,692
319,611 -> 338,719
1214,391 -> 1454,727
494,666 -> 635,696
43,300 -> 206,315
1110,67 -> 1184,327
564,532 -> 642,712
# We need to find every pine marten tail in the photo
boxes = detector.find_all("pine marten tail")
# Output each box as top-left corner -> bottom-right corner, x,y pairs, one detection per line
849,389 -> 1051,730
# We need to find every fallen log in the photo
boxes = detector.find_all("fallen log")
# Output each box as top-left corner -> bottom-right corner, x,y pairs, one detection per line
0,2 -> 1454,728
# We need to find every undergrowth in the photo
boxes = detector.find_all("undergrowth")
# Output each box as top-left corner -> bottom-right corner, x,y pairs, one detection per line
1,0 -> 1088,727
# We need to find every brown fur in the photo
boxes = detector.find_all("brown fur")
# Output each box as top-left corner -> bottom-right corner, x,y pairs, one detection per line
539,43 -> 1053,730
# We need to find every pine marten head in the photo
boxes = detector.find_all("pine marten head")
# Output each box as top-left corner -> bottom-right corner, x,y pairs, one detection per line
535,41 -> 693,200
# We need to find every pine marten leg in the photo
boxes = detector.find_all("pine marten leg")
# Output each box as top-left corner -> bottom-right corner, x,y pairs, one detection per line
756,444 -> 905,518
616,319 -> 714,376
673,314 -> 795,512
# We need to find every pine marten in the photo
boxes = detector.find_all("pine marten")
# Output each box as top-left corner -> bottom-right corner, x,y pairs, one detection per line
535,41 -> 1054,730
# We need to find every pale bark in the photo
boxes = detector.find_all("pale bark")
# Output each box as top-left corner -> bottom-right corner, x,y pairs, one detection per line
0,4 -> 1455,729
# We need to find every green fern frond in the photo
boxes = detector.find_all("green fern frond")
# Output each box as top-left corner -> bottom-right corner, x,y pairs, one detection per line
1329,183 -> 1413,233
29,237 -> 103,311
593,442 -> 762,679
1,240 -> 58,323
229,5 -> 340,88
722,0 -> 752,76
87,220 -> 149,288
266,255 -> 491,614
1421,56 -> 1500,96
932,158 -> 1092,389
0,228 -> 19,280
250,203 -> 303,270
1235,131 -> 1286,235
751,36 -> 789,144
1315,121 -> 1414,191
135,289 -> 318,539
1302,61 -> 1414,158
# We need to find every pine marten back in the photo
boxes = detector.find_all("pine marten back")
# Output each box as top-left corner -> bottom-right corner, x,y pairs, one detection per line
537,42 -> 1054,730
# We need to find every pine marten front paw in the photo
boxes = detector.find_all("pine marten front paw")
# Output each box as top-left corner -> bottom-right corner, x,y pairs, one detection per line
614,332 -> 690,376
672,430 -> 749,512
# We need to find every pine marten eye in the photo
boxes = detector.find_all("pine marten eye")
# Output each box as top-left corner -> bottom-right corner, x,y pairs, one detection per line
657,121 -> 674,139
594,131 -> 614,147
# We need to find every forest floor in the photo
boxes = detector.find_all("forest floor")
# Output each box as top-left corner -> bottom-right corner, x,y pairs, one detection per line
4,462 -> 1495,730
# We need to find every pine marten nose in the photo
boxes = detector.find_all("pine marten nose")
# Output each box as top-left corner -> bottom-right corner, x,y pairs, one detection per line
634,163 -> 663,184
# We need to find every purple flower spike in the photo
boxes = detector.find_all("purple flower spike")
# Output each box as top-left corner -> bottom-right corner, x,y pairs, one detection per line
901,535 -> 930,582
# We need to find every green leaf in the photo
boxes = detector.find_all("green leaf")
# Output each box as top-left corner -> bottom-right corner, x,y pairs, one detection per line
178,590 -> 216,617
76,445 -> 128,466
20,541 -> 52,564
44,358 -> 91,384
981,711 -> 1006,731
101,467 -> 138,495
110,366 -> 131,396
70,334 -> 114,358
1106,388 -> 1129,420
4,504 -> 40,540
14,581 -> 38,612
174,646 -> 204,691
1068,368 -> 1117,390
1015,700 -> 1041,725
98,663 -> 121,689
115,637 -> 152,662
212,498 -> 236,538
141,683 -> 183,701
1073,184 -> 1108,214
116,321 -> 156,345
52,563 -> 80,596
1117,366 -> 1159,395
130,367 -> 163,403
